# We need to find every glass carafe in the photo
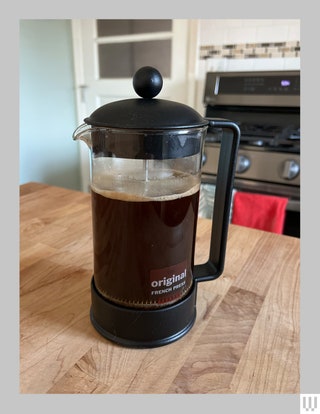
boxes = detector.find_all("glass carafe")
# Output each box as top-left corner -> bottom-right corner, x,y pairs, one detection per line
73,66 -> 240,347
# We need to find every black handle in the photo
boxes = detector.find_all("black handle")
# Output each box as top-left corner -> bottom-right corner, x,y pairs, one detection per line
193,118 -> 240,283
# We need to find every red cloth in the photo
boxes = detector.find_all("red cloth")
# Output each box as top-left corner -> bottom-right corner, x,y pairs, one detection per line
231,191 -> 288,234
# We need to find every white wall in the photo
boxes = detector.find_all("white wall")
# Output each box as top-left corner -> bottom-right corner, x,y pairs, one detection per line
194,19 -> 301,113
20,20 -> 81,190
199,19 -> 300,46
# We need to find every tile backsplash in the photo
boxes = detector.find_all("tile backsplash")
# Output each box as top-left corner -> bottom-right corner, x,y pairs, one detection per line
194,19 -> 301,113
200,41 -> 300,60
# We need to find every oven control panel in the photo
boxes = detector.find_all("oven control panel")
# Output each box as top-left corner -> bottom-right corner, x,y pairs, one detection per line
204,70 -> 300,107
218,74 -> 300,95
202,144 -> 300,186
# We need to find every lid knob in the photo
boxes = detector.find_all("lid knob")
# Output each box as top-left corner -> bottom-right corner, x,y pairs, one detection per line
133,66 -> 163,99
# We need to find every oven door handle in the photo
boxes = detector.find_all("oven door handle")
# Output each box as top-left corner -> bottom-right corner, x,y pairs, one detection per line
194,118 -> 240,283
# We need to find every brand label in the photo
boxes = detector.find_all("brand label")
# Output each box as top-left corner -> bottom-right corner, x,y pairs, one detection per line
150,260 -> 188,299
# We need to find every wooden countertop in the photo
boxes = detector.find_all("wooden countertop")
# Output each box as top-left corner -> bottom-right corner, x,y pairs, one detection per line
20,182 -> 300,394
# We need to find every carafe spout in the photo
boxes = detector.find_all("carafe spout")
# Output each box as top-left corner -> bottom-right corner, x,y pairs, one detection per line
72,123 -> 93,148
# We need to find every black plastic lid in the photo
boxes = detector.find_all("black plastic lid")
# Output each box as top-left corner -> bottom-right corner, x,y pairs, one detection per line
84,66 -> 208,130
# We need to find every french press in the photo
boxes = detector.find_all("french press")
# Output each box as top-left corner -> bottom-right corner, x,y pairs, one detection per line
73,66 -> 240,348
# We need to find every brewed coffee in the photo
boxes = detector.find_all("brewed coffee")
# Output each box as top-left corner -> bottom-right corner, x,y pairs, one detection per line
91,170 -> 199,309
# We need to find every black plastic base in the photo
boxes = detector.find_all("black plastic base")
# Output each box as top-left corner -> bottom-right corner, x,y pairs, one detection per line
90,277 -> 197,348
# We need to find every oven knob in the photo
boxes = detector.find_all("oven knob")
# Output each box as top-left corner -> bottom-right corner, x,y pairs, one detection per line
282,159 -> 300,180
236,155 -> 250,173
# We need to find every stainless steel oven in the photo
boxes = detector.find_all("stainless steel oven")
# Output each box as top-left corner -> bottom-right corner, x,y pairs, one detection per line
200,70 -> 300,237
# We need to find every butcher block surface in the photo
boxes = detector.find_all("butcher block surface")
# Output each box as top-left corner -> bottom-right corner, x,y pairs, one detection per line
20,182 -> 300,394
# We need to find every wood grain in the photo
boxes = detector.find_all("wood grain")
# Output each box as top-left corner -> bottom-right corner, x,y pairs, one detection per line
20,182 -> 300,394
